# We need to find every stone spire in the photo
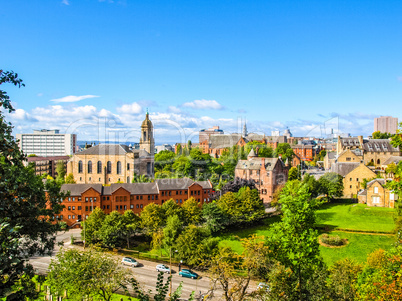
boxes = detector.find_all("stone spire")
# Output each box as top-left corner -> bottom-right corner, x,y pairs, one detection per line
139,111 -> 154,155
242,122 -> 248,138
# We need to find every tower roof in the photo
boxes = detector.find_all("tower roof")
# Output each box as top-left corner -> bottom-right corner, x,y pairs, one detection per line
141,111 -> 153,128
248,148 -> 257,157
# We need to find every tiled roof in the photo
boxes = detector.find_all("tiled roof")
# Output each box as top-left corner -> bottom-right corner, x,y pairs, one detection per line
27,155 -> 70,162
362,139 -> 399,153
155,178 -> 196,190
366,178 -> 386,189
358,189 -> 367,196
340,137 -> 362,147
103,183 -> 159,195
61,184 -> 103,195
383,156 -> 402,166
236,157 -> 282,171
247,133 -> 265,141
76,144 -> 133,156
326,152 -> 337,160
330,162 -> 360,177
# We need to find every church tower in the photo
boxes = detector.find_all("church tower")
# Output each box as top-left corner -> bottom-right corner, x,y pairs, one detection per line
242,122 -> 248,138
139,110 -> 155,155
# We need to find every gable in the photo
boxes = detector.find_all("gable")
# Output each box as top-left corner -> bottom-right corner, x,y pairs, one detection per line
346,164 -> 376,178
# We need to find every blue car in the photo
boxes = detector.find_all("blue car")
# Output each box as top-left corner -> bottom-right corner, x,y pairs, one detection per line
179,269 -> 198,279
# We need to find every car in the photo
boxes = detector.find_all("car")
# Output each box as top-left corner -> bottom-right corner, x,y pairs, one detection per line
257,282 -> 270,292
121,257 -> 139,267
179,269 -> 198,279
156,264 -> 171,273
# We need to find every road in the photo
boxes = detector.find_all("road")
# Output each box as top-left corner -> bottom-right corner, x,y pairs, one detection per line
28,229 -> 224,300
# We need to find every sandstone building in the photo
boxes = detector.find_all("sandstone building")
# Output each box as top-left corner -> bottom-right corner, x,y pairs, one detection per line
67,112 -> 155,184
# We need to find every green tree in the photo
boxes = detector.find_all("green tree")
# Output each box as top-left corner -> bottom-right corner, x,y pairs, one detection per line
81,207 -> 106,245
202,202 -> 229,233
155,150 -> 176,172
55,160 -> 66,183
161,199 -> 182,219
65,173 -> 76,184
98,211 -> 123,248
121,210 -> 142,249
318,172 -> 344,201
328,258 -> 362,301
288,166 -> 299,181
266,181 -> 325,300
141,203 -> 165,234
372,131 -> 393,139
275,143 -> 294,161
47,248 -> 130,301
182,197 -> 202,225
175,225 -> 209,266
163,215 -> 183,252
0,70 -> 66,298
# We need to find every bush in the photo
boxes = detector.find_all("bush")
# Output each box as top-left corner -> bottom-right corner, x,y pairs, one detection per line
321,234 -> 345,246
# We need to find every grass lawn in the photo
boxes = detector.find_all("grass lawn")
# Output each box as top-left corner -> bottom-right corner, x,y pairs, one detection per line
316,202 -> 396,233
319,231 -> 396,266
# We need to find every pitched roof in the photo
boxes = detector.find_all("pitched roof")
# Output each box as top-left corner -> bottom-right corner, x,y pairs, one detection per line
248,148 -> 257,157
61,184 -> 103,195
155,178 -> 196,190
340,137 -> 362,148
246,133 -> 265,141
27,155 -> 70,162
330,162 -> 360,177
326,152 -> 337,160
383,156 -> 402,166
362,139 -> 399,153
76,144 -> 133,156
209,134 -> 242,149
236,157 -> 282,171
366,178 -> 386,189
103,183 -> 159,195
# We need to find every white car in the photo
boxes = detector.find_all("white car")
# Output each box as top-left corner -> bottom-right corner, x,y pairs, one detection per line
121,257 -> 139,267
156,264 -> 171,273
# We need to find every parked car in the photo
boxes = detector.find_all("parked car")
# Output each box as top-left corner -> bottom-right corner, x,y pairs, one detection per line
156,264 -> 171,273
121,257 -> 139,267
179,269 -> 198,279
257,282 -> 270,292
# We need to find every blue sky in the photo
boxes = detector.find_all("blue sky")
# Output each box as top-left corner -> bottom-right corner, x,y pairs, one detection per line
1,0 -> 402,144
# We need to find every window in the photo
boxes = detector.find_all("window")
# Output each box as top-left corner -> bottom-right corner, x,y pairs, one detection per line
68,215 -> 71,219
346,157 -> 351,161
140,196 -> 143,200
116,206 -> 118,210
68,197 -> 71,202
136,196 -> 139,200
72,215 -> 75,219
107,161 -> 112,174
103,205 -> 106,209
120,205 -> 122,210
78,206 -> 81,210
90,197 -> 92,202
78,197 -> 81,201
127,163 -> 130,170
130,204 -> 134,209
148,195 -> 150,200
152,195 -> 154,200
78,161 -> 83,173
356,178 -> 359,182
68,206 -> 71,210
377,159 -> 381,165
72,206 -> 75,210
88,161 -> 92,173
136,204 -> 139,208
124,205 -> 127,210
72,197 -> 75,201
85,197 -> 88,202
140,204 -> 143,208
107,196 -> 109,200
155,195 -> 158,200
162,191 -> 164,196
117,161 -> 122,174
176,200 -> 179,203
372,196 -> 380,204
103,197 -> 106,201
107,205 -> 109,209
374,186 -> 378,194
85,206 -> 88,211
97,161 -> 102,174
390,193 -> 395,200
94,197 -> 97,202
350,178 -> 352,181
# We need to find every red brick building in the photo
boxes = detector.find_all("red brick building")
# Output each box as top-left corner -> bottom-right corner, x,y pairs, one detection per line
291,145 -> 317,161
235,149 -> 289,204
56,178 -> 213,227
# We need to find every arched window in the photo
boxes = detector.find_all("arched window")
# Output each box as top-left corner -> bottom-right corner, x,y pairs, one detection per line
97,161 -> 102,174
87,161 -> 92,173
78,161 -> 83,173
117,161 -> 122,174
107,161 -> 112,174
377,159 -> 381,165
143,131 -> 146,141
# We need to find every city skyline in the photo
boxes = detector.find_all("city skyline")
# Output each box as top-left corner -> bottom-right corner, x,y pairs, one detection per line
1,0 -> 402,143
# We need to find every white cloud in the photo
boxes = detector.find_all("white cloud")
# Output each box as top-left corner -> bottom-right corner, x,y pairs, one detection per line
168,106 -> 181,113
182,99 -> 223,110
116,102 -> 142,114
9,109 -> 37,122
50,95 -> 99,103
61,0 -> 70,5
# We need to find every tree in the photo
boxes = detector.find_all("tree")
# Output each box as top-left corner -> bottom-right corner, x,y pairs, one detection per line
202,202 -> 229,233
0,70 -> 66,298
155,150 -> 176,172
275,143 -> 294,161
98,211 -> 123,248
141,203 -> 165,234
288,166 -> 299,181
55,160 -> 66,183
318,172 -> 344,201
161,199 -> 182,219
65,173 -> 76,184
163,214 -> 183,251
266,181 -> 325,300
81,207 -> 106,245
328,258 -> 362,300
47,248 -> 130,301
121,210 -> 142,249
181,197 -> 202,225
372,131 -> 393,139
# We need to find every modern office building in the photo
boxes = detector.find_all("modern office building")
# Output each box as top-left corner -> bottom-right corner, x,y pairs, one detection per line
374,116 -> 398,134
16,129 -> 77,156
199,126 -> 224,143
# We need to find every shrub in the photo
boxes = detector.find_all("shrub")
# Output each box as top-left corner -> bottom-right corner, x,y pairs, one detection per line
321,234 -> 345,246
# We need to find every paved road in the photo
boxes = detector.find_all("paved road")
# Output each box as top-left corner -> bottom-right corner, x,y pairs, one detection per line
28,229 -> 224,300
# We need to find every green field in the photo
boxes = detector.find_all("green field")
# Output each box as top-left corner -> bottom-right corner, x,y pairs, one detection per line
319,231 -> 396,266
218,202 -> 397,265
316,203 -> 396,233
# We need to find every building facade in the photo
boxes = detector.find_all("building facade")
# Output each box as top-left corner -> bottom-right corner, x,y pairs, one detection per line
25,155 -> 70,178
374,116 -> 398,134
235,149 -> 289,204
57,178 -> 213,227
199,126 -> 224,143
16,129 -> 77,156
67,113 -> 155,184
358,179 -> 396,208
